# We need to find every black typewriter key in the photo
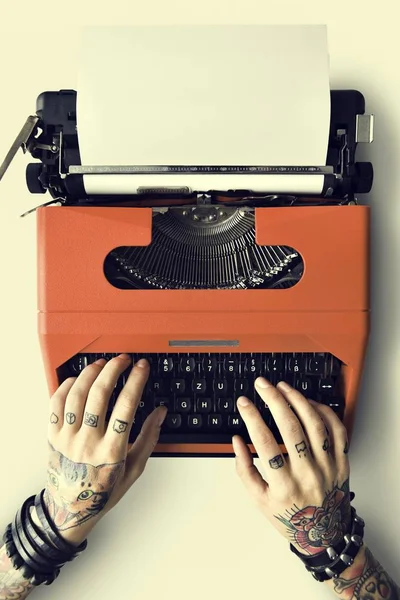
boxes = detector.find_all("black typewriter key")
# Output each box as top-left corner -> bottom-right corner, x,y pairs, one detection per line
175,398 -> 191,413
267,356 -> 284,373
151,378 -> 165,394
218,398 -> 234,413
129,414 -> 143,442
137,399 -> 146,412
322,398 -> 344,420
208,414 -> 223,430
158,357 -> 174,374
331,356 -> 342,376
287,356 -> 306,374
69,355 -> 89,374
154,397 -> 170,408
245,356 -> 261,375
294,376 -> 313,394
318,378 -> 335,396
171,379 -> 186,394
196,398 -> 212,413
179,357 -> 196,373
165,414 -> 182,429
228,415 -> 244,431
214,379 -> 228,395
192,379 -> 207,394
234,379 -> 249,394
307,355 -> 325,375
188,414 -> 203,429
223,357 -> 240,374
202,356 -> 217,374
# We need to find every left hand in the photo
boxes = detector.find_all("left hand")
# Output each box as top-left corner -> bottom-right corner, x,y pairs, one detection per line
43,354 -> 166,546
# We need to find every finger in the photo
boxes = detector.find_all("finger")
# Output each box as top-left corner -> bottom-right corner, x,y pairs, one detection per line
48,377 -> 76,434
276,381 -> 333,466
105,358 -> 151,450
232,435 -> 268,501
83,354 -> 132,433
63,358 -> 108,430
236,396 -> 290,483
308,400 -> 349,477
254,378 -> 312,464
124,406 -> 167,485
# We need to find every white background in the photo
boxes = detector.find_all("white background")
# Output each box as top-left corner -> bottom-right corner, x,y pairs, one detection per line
0,3 -> 399,599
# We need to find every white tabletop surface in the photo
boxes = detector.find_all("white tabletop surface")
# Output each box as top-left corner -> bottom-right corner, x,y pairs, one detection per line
0,4 -> 399,599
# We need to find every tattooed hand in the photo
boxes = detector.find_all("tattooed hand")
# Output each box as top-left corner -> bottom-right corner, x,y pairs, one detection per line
45,354 -> 166,546
233,379 -> 351,556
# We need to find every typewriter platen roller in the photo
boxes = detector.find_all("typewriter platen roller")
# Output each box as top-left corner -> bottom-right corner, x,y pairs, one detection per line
1,88 -> 373,457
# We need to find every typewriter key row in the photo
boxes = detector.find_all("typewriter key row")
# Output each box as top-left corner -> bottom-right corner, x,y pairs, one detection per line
60,352 -> 344,445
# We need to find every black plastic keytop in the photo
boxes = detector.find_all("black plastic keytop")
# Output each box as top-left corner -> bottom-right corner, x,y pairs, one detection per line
59,352 -> 344,449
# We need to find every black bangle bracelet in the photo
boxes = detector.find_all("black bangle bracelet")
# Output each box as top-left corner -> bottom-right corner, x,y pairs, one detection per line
11,517 -> 57,585
17,499 -> 66,570
34,491 -> 87,557
22,496 -> 72,564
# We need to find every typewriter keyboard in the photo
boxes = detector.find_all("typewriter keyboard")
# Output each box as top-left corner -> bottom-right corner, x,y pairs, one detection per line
59,353 -> 344,447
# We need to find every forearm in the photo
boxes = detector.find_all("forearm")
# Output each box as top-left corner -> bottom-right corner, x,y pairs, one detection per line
0,544 -> 33,600
325,544 -> 400,600
0,504 -> 71,600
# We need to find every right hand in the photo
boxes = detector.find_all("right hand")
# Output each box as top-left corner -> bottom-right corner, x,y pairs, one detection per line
232,378 -> 351,556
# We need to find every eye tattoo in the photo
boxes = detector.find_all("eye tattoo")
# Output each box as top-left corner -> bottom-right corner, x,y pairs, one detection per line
84,412 -> 99,428
50,413 -> 59,424
48,472 -> 59,489
78,490 -> 94,501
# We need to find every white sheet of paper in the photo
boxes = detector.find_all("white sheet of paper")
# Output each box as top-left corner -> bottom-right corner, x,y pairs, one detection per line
76,25 -> 330,194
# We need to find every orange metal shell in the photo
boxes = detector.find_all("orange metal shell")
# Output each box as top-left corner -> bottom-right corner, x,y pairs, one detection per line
37,205 -> 370,456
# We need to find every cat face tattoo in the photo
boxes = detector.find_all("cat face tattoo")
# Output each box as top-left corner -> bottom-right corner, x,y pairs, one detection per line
44,443 -> 124,531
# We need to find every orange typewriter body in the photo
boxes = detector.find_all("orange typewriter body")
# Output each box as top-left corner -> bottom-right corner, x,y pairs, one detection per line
37,204 -> 369,456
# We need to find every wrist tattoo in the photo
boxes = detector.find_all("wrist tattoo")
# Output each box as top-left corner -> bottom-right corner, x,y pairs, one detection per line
333,547 -> 400,599
44,443 -> 124,531
84,412 -> 99,428
269,455 -> 284,469
0,545 -> 34,599
50,413 -> 59,424
274,478 -> 352,555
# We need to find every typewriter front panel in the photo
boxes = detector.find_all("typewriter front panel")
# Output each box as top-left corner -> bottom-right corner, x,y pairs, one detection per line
37,205 -> 369,456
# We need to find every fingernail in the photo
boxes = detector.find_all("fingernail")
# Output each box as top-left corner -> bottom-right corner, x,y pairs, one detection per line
136,358 -> 148,368
157,406 -> 167,426
277,381 -> 291,392
255,377 -> 270,389
118,353 -> 131,361
94,358 -> 107,365
237,396 -> 250,407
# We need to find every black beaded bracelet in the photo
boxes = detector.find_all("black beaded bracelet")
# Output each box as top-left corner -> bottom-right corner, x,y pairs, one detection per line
290,505 -> 365,582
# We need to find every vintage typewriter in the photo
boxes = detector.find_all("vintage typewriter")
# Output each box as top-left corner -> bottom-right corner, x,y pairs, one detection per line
0,89 -> 373,456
